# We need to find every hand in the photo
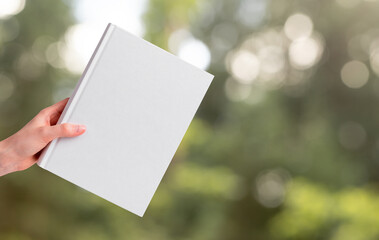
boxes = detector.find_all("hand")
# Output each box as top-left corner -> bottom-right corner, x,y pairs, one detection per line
0,98 -> 86,177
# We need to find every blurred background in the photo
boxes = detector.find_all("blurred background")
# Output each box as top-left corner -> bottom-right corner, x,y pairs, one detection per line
1,0 -> 379,239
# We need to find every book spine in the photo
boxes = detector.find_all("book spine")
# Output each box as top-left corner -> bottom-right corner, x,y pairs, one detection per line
37,23 -> 116,168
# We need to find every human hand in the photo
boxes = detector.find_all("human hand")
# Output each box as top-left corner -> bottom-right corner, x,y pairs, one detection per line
0,98 -> 86,177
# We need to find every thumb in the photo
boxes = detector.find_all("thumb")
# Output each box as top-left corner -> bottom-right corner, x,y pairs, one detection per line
41,123 -> 86,143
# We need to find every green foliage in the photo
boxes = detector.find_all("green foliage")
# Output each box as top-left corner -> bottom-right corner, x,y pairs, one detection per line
271,179 -> 379,240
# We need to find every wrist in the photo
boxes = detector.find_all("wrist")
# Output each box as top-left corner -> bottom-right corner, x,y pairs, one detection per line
0,137 -> 14,157
0,137 -> 20,176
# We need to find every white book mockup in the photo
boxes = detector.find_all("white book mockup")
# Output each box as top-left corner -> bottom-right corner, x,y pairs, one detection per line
37,23 -> 213,217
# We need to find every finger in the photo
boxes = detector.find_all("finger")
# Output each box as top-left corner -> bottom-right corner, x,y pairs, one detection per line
40,123 -> 86,143
38,98 -> 69,119
49,111 -> 62,126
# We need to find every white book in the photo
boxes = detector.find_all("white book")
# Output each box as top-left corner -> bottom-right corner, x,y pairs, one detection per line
37,23 -> 213,217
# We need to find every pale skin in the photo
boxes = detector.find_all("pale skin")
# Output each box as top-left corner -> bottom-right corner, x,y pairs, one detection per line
0,98 -> 86,177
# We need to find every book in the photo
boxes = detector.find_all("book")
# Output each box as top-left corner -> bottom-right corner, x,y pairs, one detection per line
37,23 -> 213,217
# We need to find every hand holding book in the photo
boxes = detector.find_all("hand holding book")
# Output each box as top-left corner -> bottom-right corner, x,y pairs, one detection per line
0,98 -> 86,177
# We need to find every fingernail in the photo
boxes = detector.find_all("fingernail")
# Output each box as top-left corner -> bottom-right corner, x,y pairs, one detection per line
76,124 -> 86,133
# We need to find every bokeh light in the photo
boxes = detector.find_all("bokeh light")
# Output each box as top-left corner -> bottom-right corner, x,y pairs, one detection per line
74,0 -> 147,37
177,37 -> 211,70
340,60 -> 369,88
289,35 -> 323,70
255,169 -> 291,208
225,20 -> 324,92
15,53 -> 45,81
284,13 -> 313,41
237,0 -> 267,28
229,50 -> 260,84
0,0 -> 25,19
258,46 -> 285,75
58,0 -> 148,74
168,28 -> 191,54
61,24 -> 101,73
45,42 -> 65,69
